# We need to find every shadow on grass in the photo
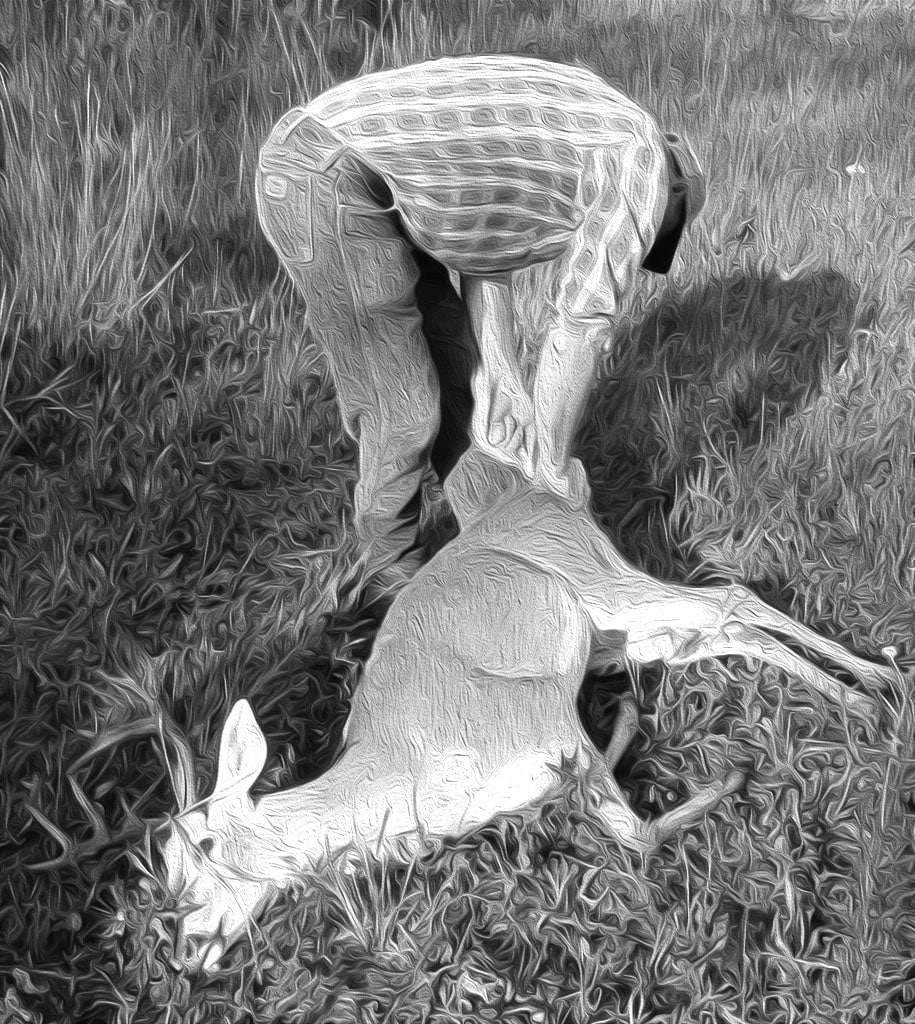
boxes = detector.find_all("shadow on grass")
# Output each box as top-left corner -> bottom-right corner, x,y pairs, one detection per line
581,267 -> 867,577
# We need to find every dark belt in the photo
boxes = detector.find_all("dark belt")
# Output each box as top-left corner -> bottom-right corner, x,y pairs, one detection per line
641,137 -> 690,275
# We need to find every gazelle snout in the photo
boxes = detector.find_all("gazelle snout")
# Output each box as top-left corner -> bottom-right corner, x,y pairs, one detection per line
162,832 -> 276,973
172,930 -> 225,974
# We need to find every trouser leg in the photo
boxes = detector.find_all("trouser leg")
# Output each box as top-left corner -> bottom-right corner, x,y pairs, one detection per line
256,138 -> 440,571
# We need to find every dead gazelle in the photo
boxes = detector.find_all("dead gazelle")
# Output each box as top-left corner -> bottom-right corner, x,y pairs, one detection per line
158,452 -> 891,973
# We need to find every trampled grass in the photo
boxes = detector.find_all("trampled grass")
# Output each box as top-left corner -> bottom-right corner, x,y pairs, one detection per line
2,0 -> 915,1021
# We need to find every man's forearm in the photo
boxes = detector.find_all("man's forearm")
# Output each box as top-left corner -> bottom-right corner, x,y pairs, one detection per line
462,274 -> 537,473
533,316 -> 608,471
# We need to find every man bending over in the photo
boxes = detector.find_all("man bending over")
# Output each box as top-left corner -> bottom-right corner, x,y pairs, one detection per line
256,55 -> 705,588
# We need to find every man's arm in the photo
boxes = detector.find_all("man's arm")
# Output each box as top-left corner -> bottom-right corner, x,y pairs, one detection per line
461,273 -> 537,477
532,139 -> 668,502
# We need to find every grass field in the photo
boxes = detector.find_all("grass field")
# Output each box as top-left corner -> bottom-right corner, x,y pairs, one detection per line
3,0 -> 915,1020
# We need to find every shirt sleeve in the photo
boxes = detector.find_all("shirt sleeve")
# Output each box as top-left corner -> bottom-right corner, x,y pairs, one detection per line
552,136 -> 668,331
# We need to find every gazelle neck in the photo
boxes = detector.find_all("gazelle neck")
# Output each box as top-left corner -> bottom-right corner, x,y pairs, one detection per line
250,750 -> 419,881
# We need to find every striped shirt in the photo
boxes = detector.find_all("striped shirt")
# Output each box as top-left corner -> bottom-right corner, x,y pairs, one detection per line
284,56 -> 669,277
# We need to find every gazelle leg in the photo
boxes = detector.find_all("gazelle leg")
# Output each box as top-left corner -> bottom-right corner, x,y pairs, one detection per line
662,622 -> 881,724
722,584 -> 896,692
590,754 -> 743,853
650,770 -> 744,845
470,491 -> 890,706
588,692 -> 741,852
603,693 -> 639,771
589,770 -> 654,852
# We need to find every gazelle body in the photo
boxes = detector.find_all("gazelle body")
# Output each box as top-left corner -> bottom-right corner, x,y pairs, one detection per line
160,449 -> 891,973
162,491 -> 666,972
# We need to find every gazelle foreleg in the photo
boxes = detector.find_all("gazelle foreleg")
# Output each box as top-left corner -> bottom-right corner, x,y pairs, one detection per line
647,770 -> 744,846
603,693 -> 639,771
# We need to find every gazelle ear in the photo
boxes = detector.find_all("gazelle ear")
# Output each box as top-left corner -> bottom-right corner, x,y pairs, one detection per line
214,699 -> 268,797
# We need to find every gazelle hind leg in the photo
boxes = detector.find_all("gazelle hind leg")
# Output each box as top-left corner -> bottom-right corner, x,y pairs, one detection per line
723,584 -> 895,693
462,488 -> 885,725
470,490 -> 890,707
671,621 -> 881,726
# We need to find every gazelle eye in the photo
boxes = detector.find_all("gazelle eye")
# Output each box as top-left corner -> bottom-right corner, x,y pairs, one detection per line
199,837 -> 216,856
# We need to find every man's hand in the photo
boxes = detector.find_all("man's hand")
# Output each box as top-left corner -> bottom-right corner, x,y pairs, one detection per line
475,374 -> 537,476
532,453 -> 591,508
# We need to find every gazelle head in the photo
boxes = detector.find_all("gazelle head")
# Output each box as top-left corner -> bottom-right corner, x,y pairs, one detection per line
158,700 -> 278,972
